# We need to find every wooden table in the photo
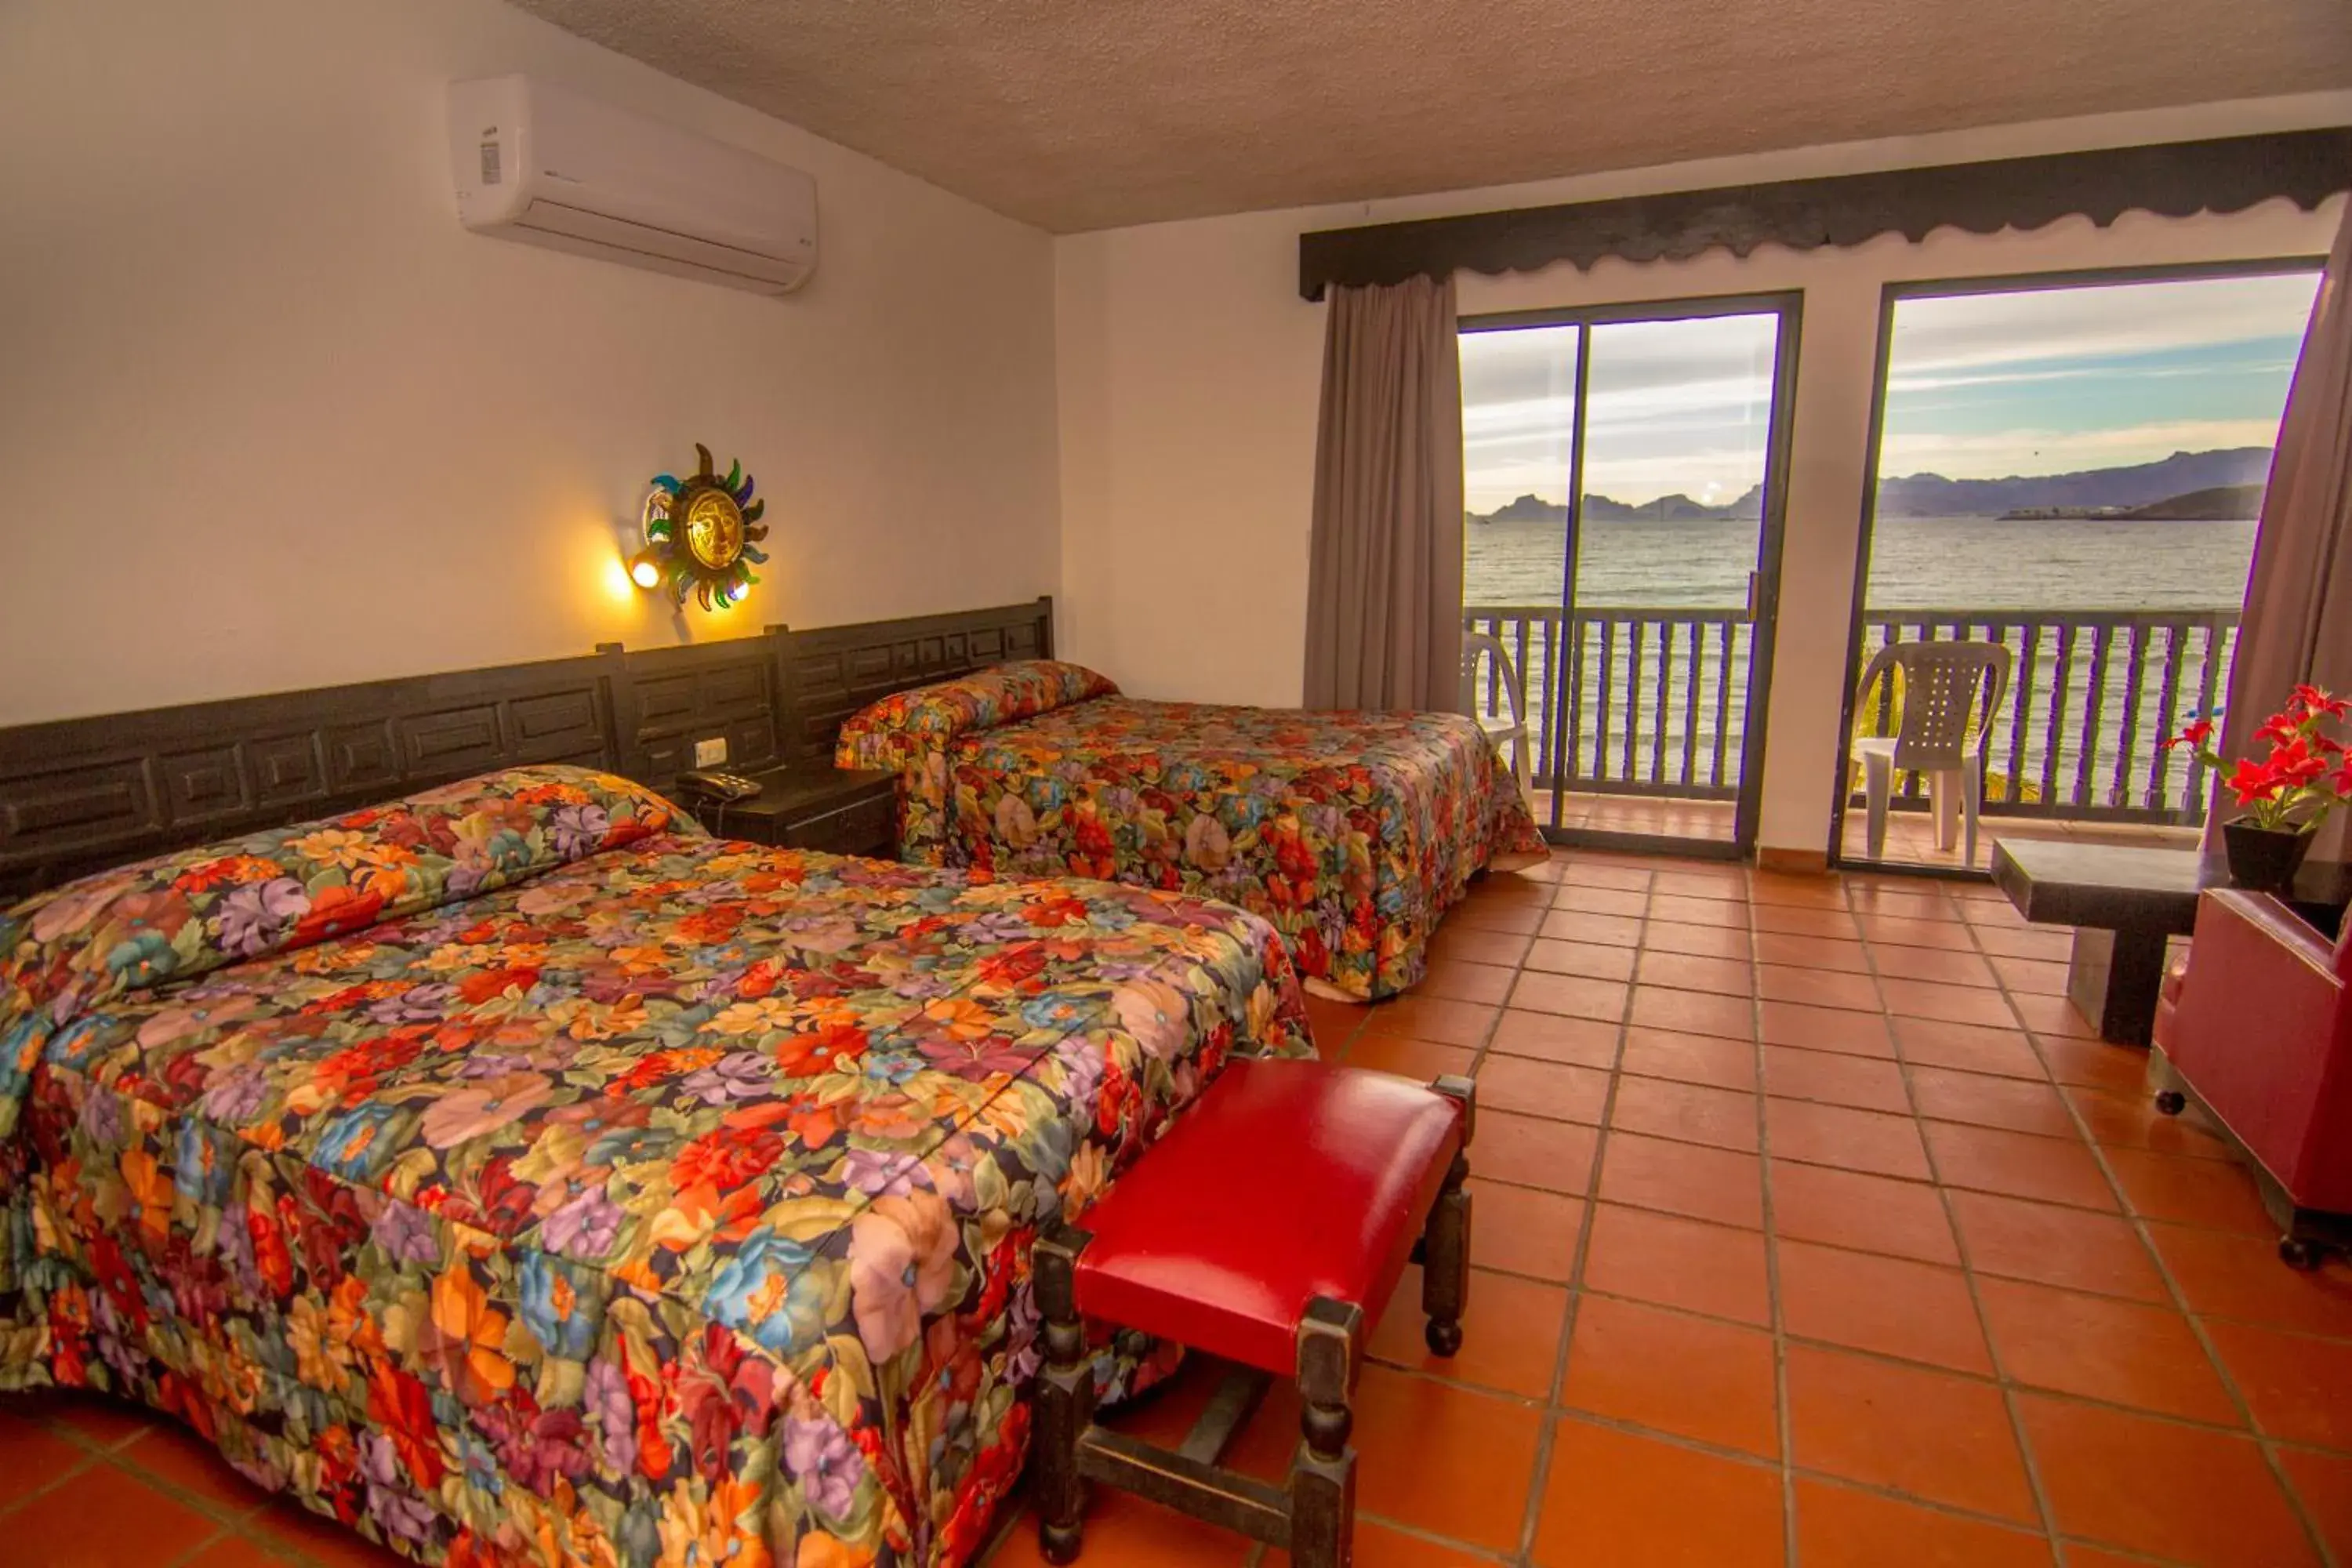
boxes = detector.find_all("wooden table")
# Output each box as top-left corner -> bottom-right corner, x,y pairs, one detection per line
1990,840 -> 2349,1046
681,762 -> 898,858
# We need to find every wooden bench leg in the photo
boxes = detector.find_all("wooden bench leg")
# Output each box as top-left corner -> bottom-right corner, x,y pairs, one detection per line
1036,1222 -> 1095,1565
1291,1297 -> 1361,1568
1422,1075 -> 1475,1356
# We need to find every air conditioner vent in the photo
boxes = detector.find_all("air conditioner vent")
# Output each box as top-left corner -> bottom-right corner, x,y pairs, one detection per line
449,75 -> 816,296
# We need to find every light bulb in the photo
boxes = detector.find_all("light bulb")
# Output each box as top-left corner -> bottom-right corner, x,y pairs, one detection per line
626,551 -> 663,590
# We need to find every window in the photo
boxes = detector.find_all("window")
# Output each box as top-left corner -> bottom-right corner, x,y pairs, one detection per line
1843,265 -> 2322,870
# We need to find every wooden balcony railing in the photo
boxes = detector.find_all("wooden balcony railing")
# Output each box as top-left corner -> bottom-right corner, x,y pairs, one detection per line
1462,604 -> 2241,823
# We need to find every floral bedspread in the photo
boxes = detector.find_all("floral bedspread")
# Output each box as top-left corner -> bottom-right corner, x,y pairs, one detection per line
839,664 -> 1547,1000
0,765 -> 1309,1567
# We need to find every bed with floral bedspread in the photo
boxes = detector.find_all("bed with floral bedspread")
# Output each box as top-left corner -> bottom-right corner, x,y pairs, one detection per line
0,764 -> 1309,1567
837,662 -> 1548,1002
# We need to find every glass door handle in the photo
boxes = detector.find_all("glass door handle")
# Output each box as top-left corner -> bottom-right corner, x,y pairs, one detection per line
1746,570 -> 1763,622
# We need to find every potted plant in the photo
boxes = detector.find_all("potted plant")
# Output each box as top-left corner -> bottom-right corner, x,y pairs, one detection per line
2164,685 -> 2352,894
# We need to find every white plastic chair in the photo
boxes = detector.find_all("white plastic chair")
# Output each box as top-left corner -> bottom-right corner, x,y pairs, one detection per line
1850,640 -> 2013,866
1462,630 -> 1532,798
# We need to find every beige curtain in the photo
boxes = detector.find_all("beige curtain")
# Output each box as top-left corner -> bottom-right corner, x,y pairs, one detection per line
2208,196 -> 2352,850
1303,275 -> 1465,712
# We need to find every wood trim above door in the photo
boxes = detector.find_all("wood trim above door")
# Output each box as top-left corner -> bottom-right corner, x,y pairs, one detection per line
1303,128 -> 2352,300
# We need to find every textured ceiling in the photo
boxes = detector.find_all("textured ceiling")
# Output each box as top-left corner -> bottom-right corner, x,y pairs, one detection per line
512,0 -> 2352,232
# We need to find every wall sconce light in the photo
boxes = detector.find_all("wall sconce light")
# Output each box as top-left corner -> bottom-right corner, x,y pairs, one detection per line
630,443 -> 768,611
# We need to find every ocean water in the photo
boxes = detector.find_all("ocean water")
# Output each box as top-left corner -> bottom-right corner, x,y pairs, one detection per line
1464,515 -> 2252,816
1464,514 -> 2256,612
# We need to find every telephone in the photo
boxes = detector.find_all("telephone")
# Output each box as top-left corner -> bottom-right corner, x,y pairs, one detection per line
675,769 -> 764,804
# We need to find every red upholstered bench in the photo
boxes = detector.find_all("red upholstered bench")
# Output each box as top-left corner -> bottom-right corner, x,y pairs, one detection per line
1033,1059 -> 1475,1568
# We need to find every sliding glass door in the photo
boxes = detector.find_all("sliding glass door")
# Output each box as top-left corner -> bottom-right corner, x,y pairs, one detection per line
1835,263 -> 2321,874
1461,295 -> 1798,854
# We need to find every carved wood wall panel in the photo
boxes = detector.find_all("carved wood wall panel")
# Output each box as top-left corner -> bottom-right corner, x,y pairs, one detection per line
0,603 -> 1060,897
614,641 -> 784,787
0,657 -> 618,898
777,598 -> 1054,764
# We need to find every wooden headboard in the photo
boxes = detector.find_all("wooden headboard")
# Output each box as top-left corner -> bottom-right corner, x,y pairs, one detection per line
776,597 -> 1056,764
0,654 -> 621,901
0,599 -> 1056,900
0,639 -> 782,901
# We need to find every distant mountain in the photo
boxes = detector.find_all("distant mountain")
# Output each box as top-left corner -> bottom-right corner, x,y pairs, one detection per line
1875,448 -> 2271,518
2124,484 -> 2265,521
1470,483 -> 1765,525
1468,448 -> 2273,527
1588,486 -> 1766,521
1478,493 -> 1570,524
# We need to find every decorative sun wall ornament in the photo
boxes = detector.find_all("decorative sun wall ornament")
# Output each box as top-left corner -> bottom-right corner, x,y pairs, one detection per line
630,444 -> 768,611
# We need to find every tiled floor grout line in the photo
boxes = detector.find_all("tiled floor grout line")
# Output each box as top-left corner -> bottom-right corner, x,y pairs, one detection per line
1347,1509 -> 1516,1563
1592,863 -> 2275,1565
1744,870 -> 1804,1568
1506,855 -> 1641,1568
1865,885 -> 2068,1559
1022,1347 -> 2227,1568
6,1407 -> 351,1566
2005,952 -> 2346,1568
1455,1086 -> 2336,1319
1954,895 -> 2345,1568
159,1524 -> 233,1568
97,1437 -> 297,1563
1359,1254 -> 2352,1449
1460,882 -> 1544,1568
1534,1403 -> 2209,1559
0,1446 -> 103,1521
1958,886 -> 2343,1568
1000,855 -> 2330,1568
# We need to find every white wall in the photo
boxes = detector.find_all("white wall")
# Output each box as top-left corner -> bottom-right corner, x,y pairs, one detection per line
0,0 -> 1059,725
1054,95 -> 2350,858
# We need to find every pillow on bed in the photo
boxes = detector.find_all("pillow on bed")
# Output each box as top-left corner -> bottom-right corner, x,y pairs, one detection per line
0,764 -> 692,1131
837,659 -> 1119,770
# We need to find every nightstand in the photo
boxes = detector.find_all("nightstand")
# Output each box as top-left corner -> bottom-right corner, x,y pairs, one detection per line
690,763 -> 898,859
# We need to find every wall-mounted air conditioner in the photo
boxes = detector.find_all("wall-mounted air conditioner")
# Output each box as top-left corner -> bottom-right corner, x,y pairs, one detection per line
448,74 -> 817,295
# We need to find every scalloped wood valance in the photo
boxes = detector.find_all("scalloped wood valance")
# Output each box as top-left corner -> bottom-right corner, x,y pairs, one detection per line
1297,128 -> 2352,302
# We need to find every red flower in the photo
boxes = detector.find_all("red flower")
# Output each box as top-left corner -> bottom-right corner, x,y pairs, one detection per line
2160,718 -> 2215,750
2226,757 -> 2284,808
1094,1069 -> 1142,1141
1022,892 -> 1091,927
671,1124 -> 785,1192
774,1021 -> 866,1076
2292,684 -> 2349,718
173,854 -> 279,892
456,965 -> 540,1005
676,906 -> 744,944
247,1203 -> 295,1299
292,885 -> 384,946
2272,737 -> 2329,788
2257,711 -> 2303,746
1071,807 -> 1115,860
975,945 -> 1048,987
365,1361 -> 448,1490
620,1340 -> 675,1482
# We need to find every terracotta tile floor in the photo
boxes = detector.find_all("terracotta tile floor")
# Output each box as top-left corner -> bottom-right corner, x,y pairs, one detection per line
1529,791 -> 2198,876
7,850 -> 2352,1568
987,850 -> 2352,1568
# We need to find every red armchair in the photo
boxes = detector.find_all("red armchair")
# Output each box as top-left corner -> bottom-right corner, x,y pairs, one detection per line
2153,888 -> 2352,1267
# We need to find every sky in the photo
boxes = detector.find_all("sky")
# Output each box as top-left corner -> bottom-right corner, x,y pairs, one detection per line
1460,270 -> 2321,514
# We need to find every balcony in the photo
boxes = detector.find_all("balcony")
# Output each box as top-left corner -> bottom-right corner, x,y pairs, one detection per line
1464,603 -> 2239,869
